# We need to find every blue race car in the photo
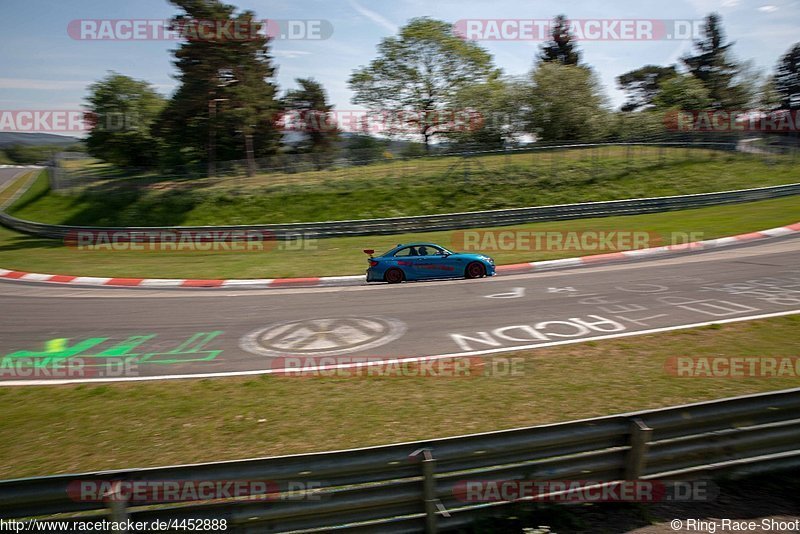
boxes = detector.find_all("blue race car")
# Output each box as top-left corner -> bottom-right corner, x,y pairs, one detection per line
365,242 -> 496,284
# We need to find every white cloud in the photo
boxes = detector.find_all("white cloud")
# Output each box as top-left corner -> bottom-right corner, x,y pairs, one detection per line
0,78 -> 90,91
273,50 -> 313,59
348,0 -> 398,34
721,0 -> 740,7
758,4 -> 779,11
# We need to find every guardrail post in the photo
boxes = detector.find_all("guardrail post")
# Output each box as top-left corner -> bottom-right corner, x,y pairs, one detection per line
411,447 -> 440,534
625,418 -> 653,480
104,481 -> 129,532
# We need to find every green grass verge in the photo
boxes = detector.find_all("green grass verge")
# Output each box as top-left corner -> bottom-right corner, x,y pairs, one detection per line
0,191 -> 798,278
10,147 -> 800,226
1,315 -> 797,478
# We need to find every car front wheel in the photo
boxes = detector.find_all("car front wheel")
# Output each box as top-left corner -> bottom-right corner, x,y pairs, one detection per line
465,262 -> 486,279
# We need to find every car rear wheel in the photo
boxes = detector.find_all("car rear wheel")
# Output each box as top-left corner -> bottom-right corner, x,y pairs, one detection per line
465,262 -> 486,279
385,268 -> 405,284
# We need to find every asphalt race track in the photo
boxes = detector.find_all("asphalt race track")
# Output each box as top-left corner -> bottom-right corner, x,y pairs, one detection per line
0,167 -> 30,190
1,230 -> 799,384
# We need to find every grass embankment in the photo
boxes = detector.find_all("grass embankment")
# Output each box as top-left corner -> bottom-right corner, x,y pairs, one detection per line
1,315 -> 797,478
10,147 -> 799,226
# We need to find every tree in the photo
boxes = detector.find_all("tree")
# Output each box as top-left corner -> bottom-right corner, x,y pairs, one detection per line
450,76 -> 529,148
653,74 -> 712,110
283,78 -> 339,168
757,76 -> 782,110
539,15 -> 580,66
774,43 -> 800,110
617,65 -> 677,111
348,17 -> 498,152
156,0 -> 281,175
345,133 -> 387,165
85,73 -> 165,168
681,13 -> 747,108
527,63 -> 608,142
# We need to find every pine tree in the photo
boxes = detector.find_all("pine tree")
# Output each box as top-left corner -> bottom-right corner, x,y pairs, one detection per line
775,43 -> 800,110
539,15 -> 580,66
156,0 -> 281,176
681,13 -> 746,109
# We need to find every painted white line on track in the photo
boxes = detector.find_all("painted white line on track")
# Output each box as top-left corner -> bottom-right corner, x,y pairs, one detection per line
3,308 -> 799,387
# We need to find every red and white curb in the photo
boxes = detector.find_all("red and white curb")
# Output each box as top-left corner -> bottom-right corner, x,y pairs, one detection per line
497,222 -> 800,274
0,222 -> 798,289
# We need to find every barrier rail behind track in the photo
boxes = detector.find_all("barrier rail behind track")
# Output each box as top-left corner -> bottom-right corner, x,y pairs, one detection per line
2,174 -> 799,241
1,388 -> 799,532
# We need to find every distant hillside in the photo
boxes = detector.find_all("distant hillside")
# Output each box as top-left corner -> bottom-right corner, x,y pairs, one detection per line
0,132 -> 83,148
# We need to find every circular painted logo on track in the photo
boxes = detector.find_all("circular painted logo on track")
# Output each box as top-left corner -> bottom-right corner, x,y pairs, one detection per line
239,316 -> 407,357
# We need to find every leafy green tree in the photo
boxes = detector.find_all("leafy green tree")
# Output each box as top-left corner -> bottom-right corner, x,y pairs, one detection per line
527,63 -> 608,142
157,0 -> 281,175
349,17 -> 498,152
681,13 -> 748,108
617,65 -> 677,111
774,43 -> 800,110
85,73 -> 165,168
653,74 -> 712,110
283,78 -> 340,168
539,15 -> 580,66
450,77 -> 529,148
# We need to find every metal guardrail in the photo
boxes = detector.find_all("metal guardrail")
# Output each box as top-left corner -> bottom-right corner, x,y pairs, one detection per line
1,388 -> 798,532
2,169 -> 800,240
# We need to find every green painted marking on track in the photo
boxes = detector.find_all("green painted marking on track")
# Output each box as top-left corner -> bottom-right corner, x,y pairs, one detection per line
1,332 -> 225,370
3,338 -> 108,368
139,332 -> 224,364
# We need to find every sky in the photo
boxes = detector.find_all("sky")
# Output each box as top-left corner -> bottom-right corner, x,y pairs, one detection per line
0,0 -> 798,137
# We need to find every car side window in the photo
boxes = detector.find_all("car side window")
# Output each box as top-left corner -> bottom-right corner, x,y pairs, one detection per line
419,246 -> 443,256
393,247 -> 416,257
